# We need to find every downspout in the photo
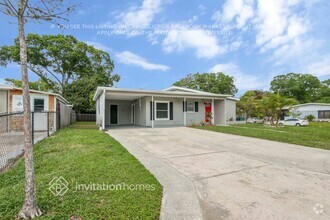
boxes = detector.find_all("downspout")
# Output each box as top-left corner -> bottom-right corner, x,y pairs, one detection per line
151,96 -> 154,128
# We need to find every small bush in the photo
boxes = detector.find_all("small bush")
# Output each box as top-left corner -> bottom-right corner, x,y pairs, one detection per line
305,114 -> 315,122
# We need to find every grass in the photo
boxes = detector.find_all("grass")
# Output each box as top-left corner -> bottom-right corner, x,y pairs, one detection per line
0,122 -> 162,219
194,122 -> 330,150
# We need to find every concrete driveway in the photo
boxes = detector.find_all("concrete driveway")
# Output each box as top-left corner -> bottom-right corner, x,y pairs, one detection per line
108,127 -> 330,220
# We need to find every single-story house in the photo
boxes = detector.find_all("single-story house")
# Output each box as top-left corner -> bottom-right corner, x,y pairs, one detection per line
93,86 -> 238,129
283,103 -> 330,121
0,84 -> 73,132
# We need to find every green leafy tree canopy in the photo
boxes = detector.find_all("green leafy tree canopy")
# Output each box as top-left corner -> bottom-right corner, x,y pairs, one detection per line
259,93 -> 297,126
0,34 -> 120,112
270,73 -> 321,103
5,78 -> 57,93
237,90 -> 269,119
173,72 -> 238,95
0,34 -> 119,95
314,80 -> 330,103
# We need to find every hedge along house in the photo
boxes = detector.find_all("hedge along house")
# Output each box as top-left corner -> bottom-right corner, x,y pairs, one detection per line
94,86 -> 238,129
0,84 -> 73,133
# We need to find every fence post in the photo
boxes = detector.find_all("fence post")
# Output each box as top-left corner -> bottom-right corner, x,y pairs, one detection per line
6,111 -> 9,132
58,111 -> 60,131
32,112 -> 34,145
47,112 -> 49,137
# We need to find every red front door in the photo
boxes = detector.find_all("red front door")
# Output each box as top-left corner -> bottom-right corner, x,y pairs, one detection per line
205,103 -> 212,122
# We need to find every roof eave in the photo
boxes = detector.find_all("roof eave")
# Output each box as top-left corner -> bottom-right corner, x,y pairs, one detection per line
100,87 -> 234,98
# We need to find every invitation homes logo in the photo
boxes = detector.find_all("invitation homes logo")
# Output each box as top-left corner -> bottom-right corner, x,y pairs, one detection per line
49,176 -> 69,196
48,176 -> 156,196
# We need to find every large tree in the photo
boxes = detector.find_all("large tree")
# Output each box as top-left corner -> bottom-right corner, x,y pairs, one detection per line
270,73 -> 321,103
0,34 -> 120,112
314,79 -> 330,103
173,72 -> 238,95
237,90 -> 268,120
5,78 -> 56,92
0,34 -> 119,96
65,73 -> 120,113
0,0 -> 74,218
259,93 -> 297,126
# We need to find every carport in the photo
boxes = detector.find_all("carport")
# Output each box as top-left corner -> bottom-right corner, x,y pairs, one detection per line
93,87 -> 237,130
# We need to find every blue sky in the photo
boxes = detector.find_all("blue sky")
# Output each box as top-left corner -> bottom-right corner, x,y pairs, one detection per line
0,0 -> 330,96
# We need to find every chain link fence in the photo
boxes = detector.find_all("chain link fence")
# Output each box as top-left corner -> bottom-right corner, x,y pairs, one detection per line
0,111 -> 59,171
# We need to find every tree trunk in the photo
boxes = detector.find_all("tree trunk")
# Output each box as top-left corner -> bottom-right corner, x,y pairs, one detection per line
17,0 -> 42,218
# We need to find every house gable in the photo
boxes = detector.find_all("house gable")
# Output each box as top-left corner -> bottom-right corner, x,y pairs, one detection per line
163,86 -> 212,95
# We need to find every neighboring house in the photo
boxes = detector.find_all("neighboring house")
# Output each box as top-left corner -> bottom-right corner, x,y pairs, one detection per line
93,86 -> 238,129
0,84 -> 73,132
283,103 -> 330,121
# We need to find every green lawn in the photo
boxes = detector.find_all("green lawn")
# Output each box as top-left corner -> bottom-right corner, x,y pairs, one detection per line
194,122 -> 330,150
0,122 -> 162,219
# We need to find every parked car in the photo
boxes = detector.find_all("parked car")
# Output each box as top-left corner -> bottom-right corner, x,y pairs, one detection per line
247,118 -> 264,124
278,118 -> 309,126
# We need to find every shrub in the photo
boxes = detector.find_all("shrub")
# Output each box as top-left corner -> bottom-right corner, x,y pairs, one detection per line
305,114 -> 315,122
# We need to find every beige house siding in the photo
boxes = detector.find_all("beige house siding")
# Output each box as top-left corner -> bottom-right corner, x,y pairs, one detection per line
0,90 -> 8,114
6,89 -> 57,131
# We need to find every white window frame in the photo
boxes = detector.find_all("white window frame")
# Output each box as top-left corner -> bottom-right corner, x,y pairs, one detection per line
155,101 -> 170,120
30,94 -> 48,112
186,101 -> 195,113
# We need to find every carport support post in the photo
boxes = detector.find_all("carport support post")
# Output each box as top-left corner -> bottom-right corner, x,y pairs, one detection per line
212,99 -> 215,125
31,112 -> 34,145
151,96 -> 154,128
224,99 -> 227,125
102,89 -> 106,130
184,97 -> 186,126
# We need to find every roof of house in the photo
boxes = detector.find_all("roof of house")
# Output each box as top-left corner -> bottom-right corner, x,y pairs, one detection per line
283,103 -> 330,110
0,84 -> 69,104
93,86 -> 239,101
163,86 -> 215,94
293,103 -> 330,107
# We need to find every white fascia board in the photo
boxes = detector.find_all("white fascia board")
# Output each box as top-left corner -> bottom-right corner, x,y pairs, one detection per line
100,87 -> 233,99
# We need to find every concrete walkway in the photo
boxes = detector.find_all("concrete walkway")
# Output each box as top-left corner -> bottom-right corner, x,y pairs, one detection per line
107,127 -> 330,220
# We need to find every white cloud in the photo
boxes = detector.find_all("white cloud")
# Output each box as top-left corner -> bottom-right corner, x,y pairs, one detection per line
84,41 -> 112,52
271,38 -> 323,64
209,63 -> 265,90
0,78 -> 5,84
255,0 -> 309,51
228,40 -> 243,52
198,4 -> 206,14
212,0 -> 254,28
214,0 -> 313,53
116,51 -> 170,71
188,15 -> 198,23
162,27 -> 225,59
304,56 -> 330,77
116,0 -> 164,27
213,0 -> 328,79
